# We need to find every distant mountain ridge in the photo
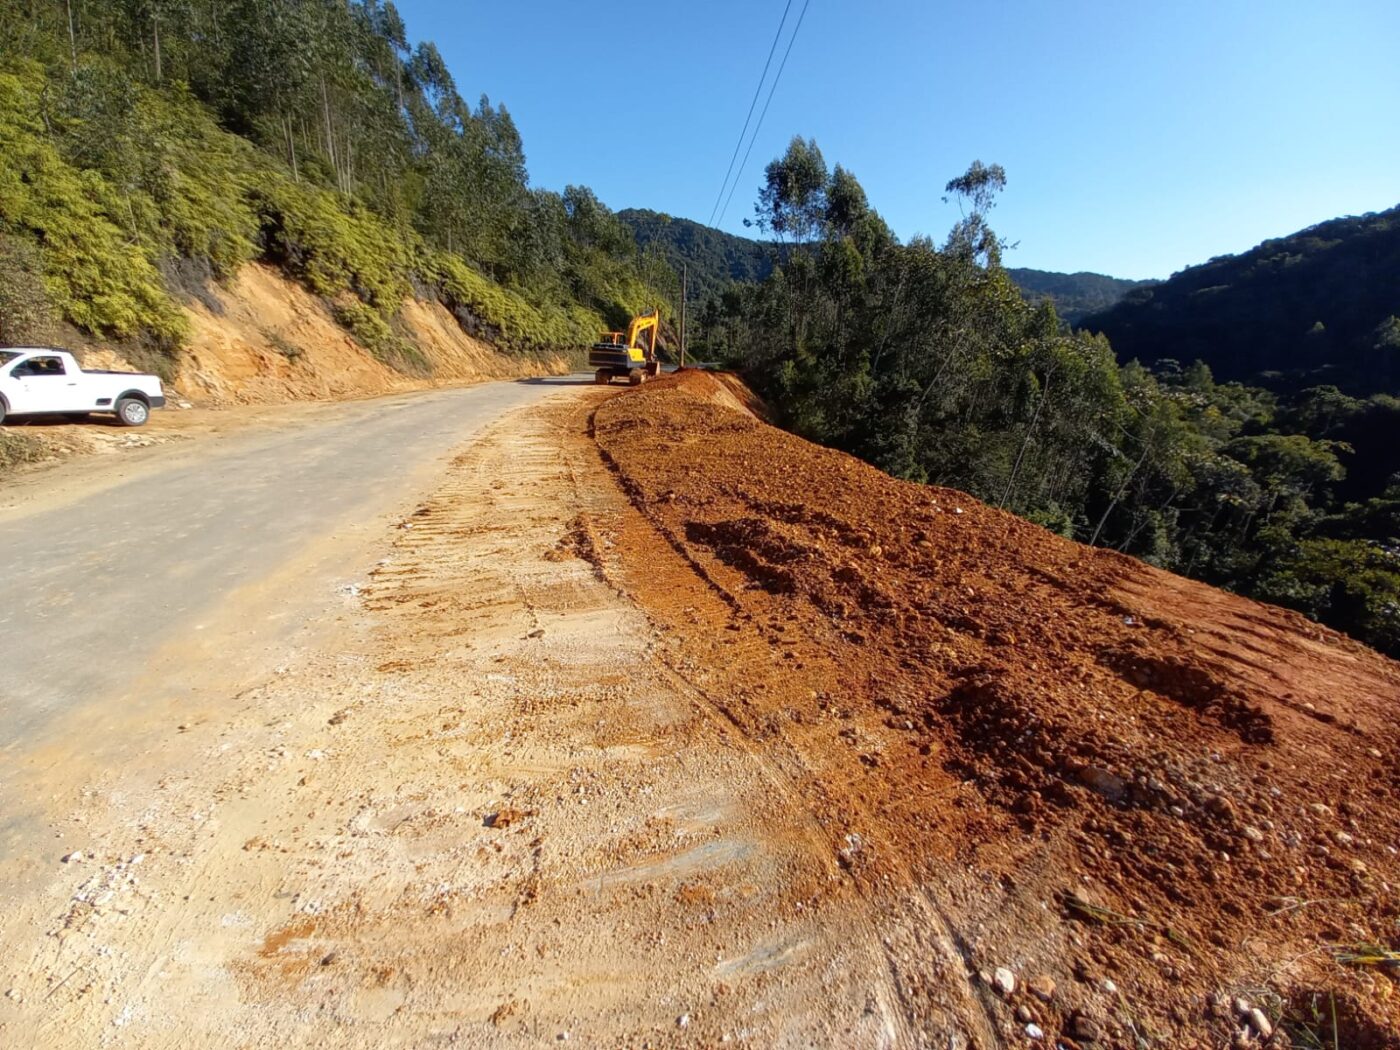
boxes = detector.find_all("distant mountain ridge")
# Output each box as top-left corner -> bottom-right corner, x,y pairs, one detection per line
1081,205 -> 1400,394
1007,269 -> 1158,325
619,209 -> 1146,322
618,210 -> 780,303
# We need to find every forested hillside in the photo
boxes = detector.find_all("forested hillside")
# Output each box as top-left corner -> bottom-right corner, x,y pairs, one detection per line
619,210 -> 778,304
622,208 -> 1149,328
1082,206 -> 1400,394
0,1 -> 670,377
702,140 -> 1400,657
1007,267 -> 1156,325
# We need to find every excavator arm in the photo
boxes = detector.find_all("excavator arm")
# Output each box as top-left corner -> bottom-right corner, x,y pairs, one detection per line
627,313 -> 660,360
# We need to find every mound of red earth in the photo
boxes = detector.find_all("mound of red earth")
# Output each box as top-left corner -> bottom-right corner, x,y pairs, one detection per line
590,369 -> 1400,1048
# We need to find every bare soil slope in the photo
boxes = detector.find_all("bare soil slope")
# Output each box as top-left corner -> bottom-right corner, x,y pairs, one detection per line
176,263 -> 566,405
592,370 -> 1400,1048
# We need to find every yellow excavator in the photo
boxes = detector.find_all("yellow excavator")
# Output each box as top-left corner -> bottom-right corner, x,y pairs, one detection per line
589,311 -> 663,385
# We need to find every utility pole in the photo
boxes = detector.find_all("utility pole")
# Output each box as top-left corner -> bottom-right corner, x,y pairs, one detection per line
680,263 -> 687,368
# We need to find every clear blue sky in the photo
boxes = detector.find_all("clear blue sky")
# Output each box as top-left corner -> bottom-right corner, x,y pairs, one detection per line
396,0 -> 1399,280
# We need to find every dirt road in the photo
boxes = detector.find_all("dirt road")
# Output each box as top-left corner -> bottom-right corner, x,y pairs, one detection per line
1,378 -> 591,998
0,378 -> 580,750
1,383 -> 935,1048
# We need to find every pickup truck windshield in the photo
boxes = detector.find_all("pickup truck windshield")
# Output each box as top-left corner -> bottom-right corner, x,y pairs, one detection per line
0,351 -> 22,365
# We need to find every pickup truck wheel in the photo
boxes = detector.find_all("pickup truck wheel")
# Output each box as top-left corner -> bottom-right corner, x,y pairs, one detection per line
115,397 -> 150,427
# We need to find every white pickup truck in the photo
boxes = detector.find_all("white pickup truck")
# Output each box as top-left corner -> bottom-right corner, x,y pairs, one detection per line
0,348 -> 166,427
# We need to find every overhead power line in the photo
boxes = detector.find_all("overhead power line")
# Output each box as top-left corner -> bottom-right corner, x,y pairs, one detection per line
716,0 -> 812,229
707,0 -> 794,228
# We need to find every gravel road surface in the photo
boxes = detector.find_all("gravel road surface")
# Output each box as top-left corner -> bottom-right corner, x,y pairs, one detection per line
0,378 -> 586,750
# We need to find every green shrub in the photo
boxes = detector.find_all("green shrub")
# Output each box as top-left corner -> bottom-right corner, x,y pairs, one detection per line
0,232 -> 54,342
332,300 -> 428,376
254,177 -> 413,310
131,85 -> 261,277
427,251 -> 602,351
1253,536 -> 1400,653
50,66 -> 260,279
0,63 -> 187,347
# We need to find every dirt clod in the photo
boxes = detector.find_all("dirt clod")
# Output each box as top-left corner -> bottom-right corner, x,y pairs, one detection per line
1067,1010 -> 1101,1042
1028,973 -> 1056,1002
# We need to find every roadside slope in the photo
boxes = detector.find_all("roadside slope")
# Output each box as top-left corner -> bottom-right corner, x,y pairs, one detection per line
1,265 -> 572,476
593,369 -> 1400,1048
174,264 -> 569,405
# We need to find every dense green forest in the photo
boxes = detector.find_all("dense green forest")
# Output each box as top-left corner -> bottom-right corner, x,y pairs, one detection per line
622,208 -> 1152,332
0,0 -> 671,374
697,138 -> 1400,657
1007,268 -> 1156,326
620,210 -> 781,305
1082,207 -> 1400,394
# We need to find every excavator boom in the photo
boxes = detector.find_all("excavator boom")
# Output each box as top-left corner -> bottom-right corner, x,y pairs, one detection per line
626,314 -> 660,358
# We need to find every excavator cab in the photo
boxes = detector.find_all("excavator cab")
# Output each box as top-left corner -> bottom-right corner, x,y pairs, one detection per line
589,311 -> 663,386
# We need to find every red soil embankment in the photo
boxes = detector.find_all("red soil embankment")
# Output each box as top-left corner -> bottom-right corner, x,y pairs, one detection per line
592,369 -> 1400,1048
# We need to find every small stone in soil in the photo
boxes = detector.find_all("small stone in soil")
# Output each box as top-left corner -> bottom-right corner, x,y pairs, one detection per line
1028,973 -> 1056,1001
1077,766 -> 1127,801
1248,1007 -> 1273,1039
1068,1011 -> 1100,1042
